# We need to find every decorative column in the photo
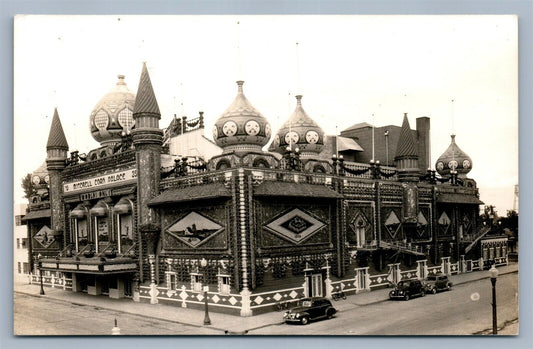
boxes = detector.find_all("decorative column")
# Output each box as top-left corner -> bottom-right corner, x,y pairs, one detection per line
323,260 -> 332,299
148,254 -> 158,304
416,259 -> 428,280
441,256 -> 451,275
238,169 -> 252,316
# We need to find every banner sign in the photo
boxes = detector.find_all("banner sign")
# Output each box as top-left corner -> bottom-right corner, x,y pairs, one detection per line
63,168 -> 137,194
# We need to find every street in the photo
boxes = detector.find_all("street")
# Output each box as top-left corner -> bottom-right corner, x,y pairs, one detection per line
14,272 -> 518,335
251,272 -> 518,335
14,293 -> 221,335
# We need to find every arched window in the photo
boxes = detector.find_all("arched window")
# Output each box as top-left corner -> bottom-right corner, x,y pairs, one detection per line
313,164 -> 326,173
252,158 -> 269,168
216,159 -> 231,170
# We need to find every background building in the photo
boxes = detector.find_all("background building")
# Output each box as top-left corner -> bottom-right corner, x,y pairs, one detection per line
14,204 -> 29,284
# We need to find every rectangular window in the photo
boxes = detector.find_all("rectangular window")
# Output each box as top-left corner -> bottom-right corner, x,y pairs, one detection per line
15,215 -> 22,226
96,217 -> 109,252
119,214 -> 134,254
16,238 -> 20,249
218,275 -> 230,295
168,273 -> 177,290
191,274 -> 202,292
17,262 -> 21,274
23,263 -> 29,274
21,238 -> 28,249
77,218 -> 88,250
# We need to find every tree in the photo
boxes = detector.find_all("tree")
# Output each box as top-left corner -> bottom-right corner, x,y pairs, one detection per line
21,173 -> 35,199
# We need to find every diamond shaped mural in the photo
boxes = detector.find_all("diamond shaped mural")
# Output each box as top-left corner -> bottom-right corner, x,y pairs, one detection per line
34,225 -> 55,248
438,212 -> 451,235
384,211 -> 401,238
264,208 -> 326,244
416,211 -> 428,236
166,212 -> 224,248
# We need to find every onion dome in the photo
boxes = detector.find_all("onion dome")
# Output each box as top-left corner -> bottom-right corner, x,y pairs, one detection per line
270,95 -> 325,156
212,81 -> 271,152
89,75 -> 136,146
435,134 -> 472,177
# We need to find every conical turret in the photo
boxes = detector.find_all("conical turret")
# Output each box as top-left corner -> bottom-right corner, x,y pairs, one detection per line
394,113 -> 419,181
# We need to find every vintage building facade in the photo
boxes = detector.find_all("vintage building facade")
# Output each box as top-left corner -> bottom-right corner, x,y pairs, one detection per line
24,63 -> 508,315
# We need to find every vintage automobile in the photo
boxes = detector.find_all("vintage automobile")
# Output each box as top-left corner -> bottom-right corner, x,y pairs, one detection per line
389,279 -> 426,300
283,297 -> 337,325
425,274 -> 453,294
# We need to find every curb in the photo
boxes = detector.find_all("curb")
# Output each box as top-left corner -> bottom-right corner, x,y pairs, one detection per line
15,267 -> 518,334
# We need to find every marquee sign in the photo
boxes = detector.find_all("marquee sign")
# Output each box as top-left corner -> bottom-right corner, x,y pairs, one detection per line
63,168 -> 137,194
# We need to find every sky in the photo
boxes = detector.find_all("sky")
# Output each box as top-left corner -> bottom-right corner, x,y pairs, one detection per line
13,15 -> 518,215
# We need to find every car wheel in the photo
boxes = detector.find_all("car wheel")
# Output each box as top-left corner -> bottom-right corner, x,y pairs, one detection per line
421,291 -> 426,297
404,294 -> 410,301
327,310 -> 334,319
432,288 -> 437,294
301,317 -> 309,325
447,285 -> 451,291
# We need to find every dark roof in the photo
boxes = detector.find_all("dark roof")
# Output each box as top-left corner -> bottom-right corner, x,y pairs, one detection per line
395,113 -> 418,158
342,122 -> 373,132
148,183 -> 231,206
21,209 -> 51,222
133,62 -> 160,116
437,193 -> 484,205
254,181 -> 343,199
46,108 -> 69,150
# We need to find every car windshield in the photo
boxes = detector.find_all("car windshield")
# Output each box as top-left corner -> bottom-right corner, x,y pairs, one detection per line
427,276 -> 437,281
398,281 -> 408,287
300,300 -> 312,307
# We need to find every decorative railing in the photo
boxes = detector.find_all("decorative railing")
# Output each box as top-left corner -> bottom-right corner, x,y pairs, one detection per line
464,226 -> 492,253
380,241 -> 425,256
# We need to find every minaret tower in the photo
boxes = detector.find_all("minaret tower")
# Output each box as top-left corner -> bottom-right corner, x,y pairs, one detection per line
131,63 -> 163,263
46,108 -> 69,242
394,113 -> 420,182
394,113 -> 419,238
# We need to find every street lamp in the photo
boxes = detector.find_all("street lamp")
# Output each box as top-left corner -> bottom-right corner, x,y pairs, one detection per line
200,258 -> 211,325
489,265 -> 499,335
38,253 -> 45,295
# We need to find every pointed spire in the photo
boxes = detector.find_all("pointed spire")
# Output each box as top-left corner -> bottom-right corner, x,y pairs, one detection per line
133,62 -> 160,116
395,113 -> 418,159
46,108 -> 69,150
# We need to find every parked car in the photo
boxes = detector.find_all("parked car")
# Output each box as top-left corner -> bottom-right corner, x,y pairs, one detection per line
283,297 -> 337,325
389,279 -> 426,300
425,274 -> 453,294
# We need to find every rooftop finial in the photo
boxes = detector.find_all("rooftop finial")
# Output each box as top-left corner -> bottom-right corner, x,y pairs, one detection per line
236,80 -> 244,93
295,42 -> 301,95
237,21 -> 242,81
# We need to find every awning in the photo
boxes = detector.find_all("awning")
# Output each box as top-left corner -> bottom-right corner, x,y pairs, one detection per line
148,182 -> 232,206
254,181 -> 343,199
114,197 -> 133,214
90,200 -> 109,217
437,193 -> 484,205
21,209 -> 50,222
337,136 -> 364,152
70,203 -> 89,219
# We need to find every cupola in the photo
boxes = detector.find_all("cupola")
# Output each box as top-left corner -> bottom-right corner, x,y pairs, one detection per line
270,95 -> 325,157
89,75 -> 136,146
212,81 -> 271,153
435,134 -> 472,178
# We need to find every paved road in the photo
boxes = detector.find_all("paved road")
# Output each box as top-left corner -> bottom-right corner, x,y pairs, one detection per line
250,272 -> 518,335
14,293 -> 221,335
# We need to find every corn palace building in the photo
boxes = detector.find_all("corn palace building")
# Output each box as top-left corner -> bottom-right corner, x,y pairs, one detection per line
23,63 -> 508,316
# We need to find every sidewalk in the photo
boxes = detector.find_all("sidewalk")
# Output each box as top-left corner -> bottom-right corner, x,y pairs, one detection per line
14,263 -> 518,334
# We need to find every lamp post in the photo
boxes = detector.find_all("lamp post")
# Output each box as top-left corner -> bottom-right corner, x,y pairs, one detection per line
489,265 -> 499,335
38,253 -> 45,295
200,258 -> 211,325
